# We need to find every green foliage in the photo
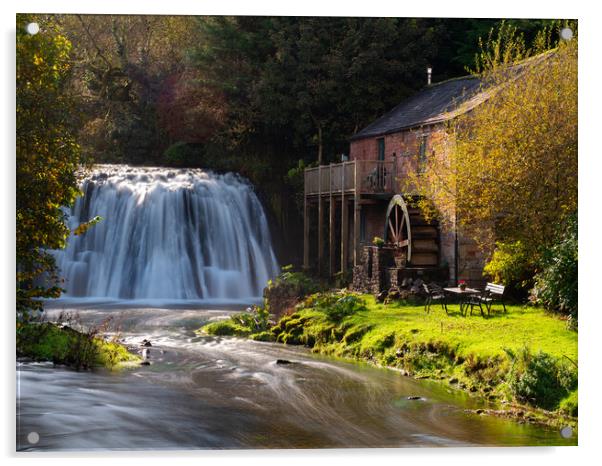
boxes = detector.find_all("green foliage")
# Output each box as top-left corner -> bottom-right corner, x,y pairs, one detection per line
372,236 -> 385,247
532,214 -> 578,317
303,291 -> 367,323
16,14 -> 82,316
17,321 -> 136,370
163,141 -> 199,167
264,265 -> 322,315
268,294 -> 577,418
505,346 -> 577,411
202,319 -> 249,337
483,241 -> 534,295
559,390 -> 578,417
201,305 -> 272,337
411,21 -> 577,270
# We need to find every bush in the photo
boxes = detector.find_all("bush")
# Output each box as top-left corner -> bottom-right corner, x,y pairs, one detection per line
531,214 -> 578,318
559,390 -> 578,417
483,241 -> 534,297
311,291 -> 367,322
17,318 -> 136,370
264,265 -> 321,316
505,346 -> 577,411
163,141 -> 201,167
202,305 -> 271,337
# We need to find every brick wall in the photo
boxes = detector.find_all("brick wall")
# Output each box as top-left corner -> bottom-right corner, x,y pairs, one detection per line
349,123 -> 489,286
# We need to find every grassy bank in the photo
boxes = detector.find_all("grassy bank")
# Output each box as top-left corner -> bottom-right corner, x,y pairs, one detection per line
17,322 -> 139,370
201,292 -> 578,427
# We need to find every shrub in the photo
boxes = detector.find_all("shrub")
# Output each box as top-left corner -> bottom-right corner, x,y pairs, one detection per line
264,265 -> 321,316
311,291 -> 367,322
559,390 -> 578,417
163,141 -> 201,167
531,214 -> 578,318
483,240 -> 534,296
202,305 -> 271,337
505,346 -> 577,411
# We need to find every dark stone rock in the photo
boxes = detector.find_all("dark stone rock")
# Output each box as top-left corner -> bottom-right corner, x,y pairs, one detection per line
407,396 -> 424,401
141,339 -> 152,347
476,409 -> 485,415
276,359 -> 293,365
140,361 -> 151,366
449,377 -> 459,384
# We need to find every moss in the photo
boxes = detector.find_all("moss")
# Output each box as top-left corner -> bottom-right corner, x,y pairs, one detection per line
17,322 -> 138,370
202,320 -> 248,336
249,331 -> 276,342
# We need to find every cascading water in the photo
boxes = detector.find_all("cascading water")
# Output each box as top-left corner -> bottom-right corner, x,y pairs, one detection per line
51,165 -> 279,302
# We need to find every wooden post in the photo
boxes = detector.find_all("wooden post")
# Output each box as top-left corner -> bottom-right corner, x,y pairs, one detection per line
353,161 -> 361,267
341,163 -> 348,273
317,166 -> 324,275
329,189 -> 336,277
303,193 -> 310,270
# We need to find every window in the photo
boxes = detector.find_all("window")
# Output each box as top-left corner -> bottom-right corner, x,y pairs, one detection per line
377,138 -> 385,161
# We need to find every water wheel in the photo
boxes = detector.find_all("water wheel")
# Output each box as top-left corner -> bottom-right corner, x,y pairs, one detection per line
384,194 -> 412,263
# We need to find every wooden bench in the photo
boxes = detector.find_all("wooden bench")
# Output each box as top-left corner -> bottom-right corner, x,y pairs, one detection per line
468,282 -> 507,316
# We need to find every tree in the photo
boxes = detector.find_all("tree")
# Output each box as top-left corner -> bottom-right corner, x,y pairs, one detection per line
16,14 -> 81,316
412,22 -> 577,263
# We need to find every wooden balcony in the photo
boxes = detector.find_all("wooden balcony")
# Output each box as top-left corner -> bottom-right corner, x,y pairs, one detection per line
304,160 -> 397,197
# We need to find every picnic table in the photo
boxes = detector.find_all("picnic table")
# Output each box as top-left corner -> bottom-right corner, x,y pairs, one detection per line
443,287 -> 481,316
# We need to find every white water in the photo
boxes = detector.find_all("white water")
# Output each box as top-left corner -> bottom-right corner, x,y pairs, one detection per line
51,166 -> 279,302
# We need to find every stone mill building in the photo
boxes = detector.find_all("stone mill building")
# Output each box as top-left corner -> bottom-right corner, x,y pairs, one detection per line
302,74 -> 491,293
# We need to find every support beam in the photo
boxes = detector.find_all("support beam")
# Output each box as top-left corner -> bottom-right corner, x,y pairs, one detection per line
353,162 -> 361,267
329,194 -> 336,277
341,197 -> 348,273
317,196 -> 324,275
303,194 -> 309,270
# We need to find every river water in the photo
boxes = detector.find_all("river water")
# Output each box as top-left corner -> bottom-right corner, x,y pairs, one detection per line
17,303 -> 576,451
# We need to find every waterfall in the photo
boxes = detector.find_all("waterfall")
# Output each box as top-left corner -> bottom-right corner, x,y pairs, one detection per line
52,165 -> 280,303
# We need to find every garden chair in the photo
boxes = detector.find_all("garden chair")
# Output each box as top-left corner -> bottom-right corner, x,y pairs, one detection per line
467,282 -> 507,316
423,283 -> 448,314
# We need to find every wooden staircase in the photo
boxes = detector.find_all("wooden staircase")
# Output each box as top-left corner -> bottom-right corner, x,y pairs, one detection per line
408,207 -> 439,267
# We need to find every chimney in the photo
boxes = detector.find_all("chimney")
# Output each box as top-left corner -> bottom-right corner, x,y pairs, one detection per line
427,66 -> 432,86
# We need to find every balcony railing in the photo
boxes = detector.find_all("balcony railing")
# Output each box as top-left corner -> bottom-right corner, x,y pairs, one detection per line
305,160 -> 396,196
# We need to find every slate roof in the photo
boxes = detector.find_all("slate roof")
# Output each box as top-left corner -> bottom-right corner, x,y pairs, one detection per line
350,75 -> 485,141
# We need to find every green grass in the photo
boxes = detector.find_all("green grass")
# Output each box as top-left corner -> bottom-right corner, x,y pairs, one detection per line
342,296 -> 577,361
17,322 -> 139,370
204,292 -> 577,423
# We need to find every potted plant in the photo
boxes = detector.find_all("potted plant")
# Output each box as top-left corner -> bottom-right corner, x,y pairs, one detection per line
458,279 -> 467,291
372,236 -> 385,248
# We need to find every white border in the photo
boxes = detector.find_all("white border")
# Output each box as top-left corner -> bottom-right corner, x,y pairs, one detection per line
2,1 -> 600,465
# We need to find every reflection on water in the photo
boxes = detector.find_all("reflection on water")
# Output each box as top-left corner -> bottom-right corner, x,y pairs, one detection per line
17,304 -> 576,450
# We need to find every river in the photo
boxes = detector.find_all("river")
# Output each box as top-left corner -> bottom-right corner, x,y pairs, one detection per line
16,303 -> 576,451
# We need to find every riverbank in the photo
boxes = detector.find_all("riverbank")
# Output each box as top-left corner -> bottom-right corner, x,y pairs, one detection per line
17,321 -> 139,370
201,292 -> 578,430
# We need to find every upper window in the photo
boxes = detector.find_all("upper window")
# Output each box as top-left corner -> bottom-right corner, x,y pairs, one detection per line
377,138 -> 385,161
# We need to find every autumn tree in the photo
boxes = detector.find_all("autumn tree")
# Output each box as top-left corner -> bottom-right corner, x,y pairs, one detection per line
16,14 -> 82,315
413,22 -> 577,277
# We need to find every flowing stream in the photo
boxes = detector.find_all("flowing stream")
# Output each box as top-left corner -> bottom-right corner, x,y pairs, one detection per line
17,166 -> 575,450
17,304 -> 575,450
